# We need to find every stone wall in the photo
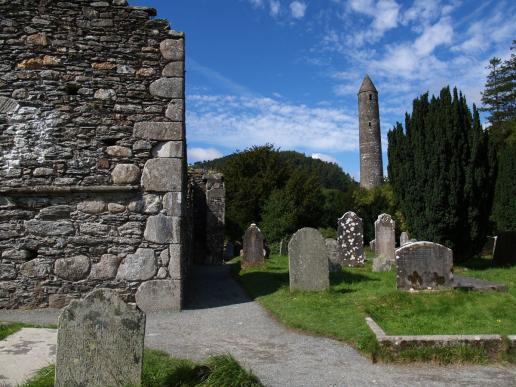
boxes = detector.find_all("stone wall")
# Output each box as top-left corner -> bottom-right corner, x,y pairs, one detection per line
0,0 -> 186,311
187,169 -> 225,265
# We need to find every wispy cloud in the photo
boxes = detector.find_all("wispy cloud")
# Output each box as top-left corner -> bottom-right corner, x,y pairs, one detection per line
312,153 -> 338,163
188,57 -> 257,97
346,0 -> 401,45
187,94 -> 358,153
290,1 -> 307,19
188,147 -> 224,163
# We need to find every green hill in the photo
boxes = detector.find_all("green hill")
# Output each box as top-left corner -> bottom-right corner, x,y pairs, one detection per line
190,145 -> 358,241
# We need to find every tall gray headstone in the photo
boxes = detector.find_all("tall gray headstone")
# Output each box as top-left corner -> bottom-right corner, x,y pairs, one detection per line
55,289 -> 145,387
337,211 -> 365,267
242,223 -> 265,267
400,231 -> 410,246
289,228 -> 329,292
396,241 -> 453,290
325,238 -> 340,272
373,213 -> 395,272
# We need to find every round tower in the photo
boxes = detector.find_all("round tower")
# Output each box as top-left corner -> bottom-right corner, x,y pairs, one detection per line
358,74 -> 383,189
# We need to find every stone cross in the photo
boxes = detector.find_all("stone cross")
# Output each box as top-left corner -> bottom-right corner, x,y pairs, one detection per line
337,211 -> 365,267
242,223 -> 265,267
400,231 -> 410,246
55,289 -> 145,387
372,213 -> 395,272
396,241 -> 453,290
289,228 -> 329,291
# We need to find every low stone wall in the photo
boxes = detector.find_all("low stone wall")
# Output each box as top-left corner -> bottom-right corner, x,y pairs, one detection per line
0,0 -> 186,311
365,317 -> 508,360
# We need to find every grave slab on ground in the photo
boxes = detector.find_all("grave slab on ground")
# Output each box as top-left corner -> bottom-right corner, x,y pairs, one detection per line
0,327 -> 56,386
453,275 -> 508,292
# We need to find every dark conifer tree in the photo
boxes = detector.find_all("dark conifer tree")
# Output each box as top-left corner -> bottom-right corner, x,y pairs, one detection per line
388,87 -> 494,260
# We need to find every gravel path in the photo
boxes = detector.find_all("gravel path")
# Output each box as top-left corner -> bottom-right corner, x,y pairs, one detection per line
1,265 -> 515,387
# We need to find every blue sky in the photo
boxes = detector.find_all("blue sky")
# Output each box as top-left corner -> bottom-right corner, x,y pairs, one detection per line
130,0 -> 515,180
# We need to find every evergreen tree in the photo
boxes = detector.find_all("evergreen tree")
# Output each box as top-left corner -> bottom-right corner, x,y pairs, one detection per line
221,144 -> 290,240
491,142 -> 516,231
261,169 -> 322,242
388,87 -> 494,260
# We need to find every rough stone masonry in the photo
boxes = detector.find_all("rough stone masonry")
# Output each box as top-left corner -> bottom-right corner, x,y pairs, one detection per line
0,0 -> 187,311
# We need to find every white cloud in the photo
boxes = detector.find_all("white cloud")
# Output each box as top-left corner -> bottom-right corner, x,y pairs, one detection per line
187,95 -> 359,153
290,1 -> 307,19
188,147 -> 224,163
347,0 -> 400,44
311,153 -> 338,163
413,17 -> 453,56
249,0 -> 264,8
270,0 -> 281,16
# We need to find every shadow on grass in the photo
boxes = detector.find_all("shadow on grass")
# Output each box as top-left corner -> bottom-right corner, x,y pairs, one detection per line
330,270 -> 380,285
237,270 -> 289,299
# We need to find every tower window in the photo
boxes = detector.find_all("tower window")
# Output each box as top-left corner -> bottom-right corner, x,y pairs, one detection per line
368,121 -> 371,127
369,94 -> 372,101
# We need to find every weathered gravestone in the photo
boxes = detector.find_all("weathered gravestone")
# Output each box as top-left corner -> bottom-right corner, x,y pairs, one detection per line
396,241 -> 453,290
289,228 -> 329,291
337,211 -> 365,267
493,231 -> 516,266
242,223 -> 265,267
400,231 -> 410,246
325,238 -> 340,272
279,238 -> 288,256
55,288 -> 145,387
369,239 -> 376,252
224,241 -> 234,259
372,213 -> 396,272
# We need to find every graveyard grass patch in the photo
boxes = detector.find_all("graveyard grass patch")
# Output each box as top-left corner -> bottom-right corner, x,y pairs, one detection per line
22,349 -> 262,387
235,253 -> 516,363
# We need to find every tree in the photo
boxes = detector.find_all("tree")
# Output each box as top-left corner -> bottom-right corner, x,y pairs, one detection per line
491,142 -> 516,231
352,184 -> 399,243
261,169 -> 323,242
221,145 -> 290,240
388,87 -> 494,260
481,42 -> 516,232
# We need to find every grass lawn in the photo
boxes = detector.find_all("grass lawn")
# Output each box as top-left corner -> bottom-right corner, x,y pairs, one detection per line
234,251 -> 516,364
22,349 -> 262,387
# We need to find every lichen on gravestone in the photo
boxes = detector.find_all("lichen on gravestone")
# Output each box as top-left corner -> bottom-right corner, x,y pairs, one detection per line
55,288 -> 145,387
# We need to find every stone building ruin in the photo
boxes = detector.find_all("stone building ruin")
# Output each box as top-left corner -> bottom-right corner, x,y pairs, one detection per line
187,169 -> 225,265
0,0 -> 188,311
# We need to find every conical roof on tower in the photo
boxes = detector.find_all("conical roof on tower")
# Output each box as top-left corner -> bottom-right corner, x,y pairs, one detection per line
358,74 -> 377,93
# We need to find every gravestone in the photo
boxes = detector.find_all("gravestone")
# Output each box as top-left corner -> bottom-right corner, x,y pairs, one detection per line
337,211 -> 365,267
396,241 -> 453,290
279,238 -> 289,256
400,231 -> 410,246
242,223 -> 265,267
373,213 -> 395,272
55,289 -> 145,387
224,241 -> 234,259
289,228 -> 329,291
325,238 -> 340,272
493,231 -> 516,266
369,239 -> 376,252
